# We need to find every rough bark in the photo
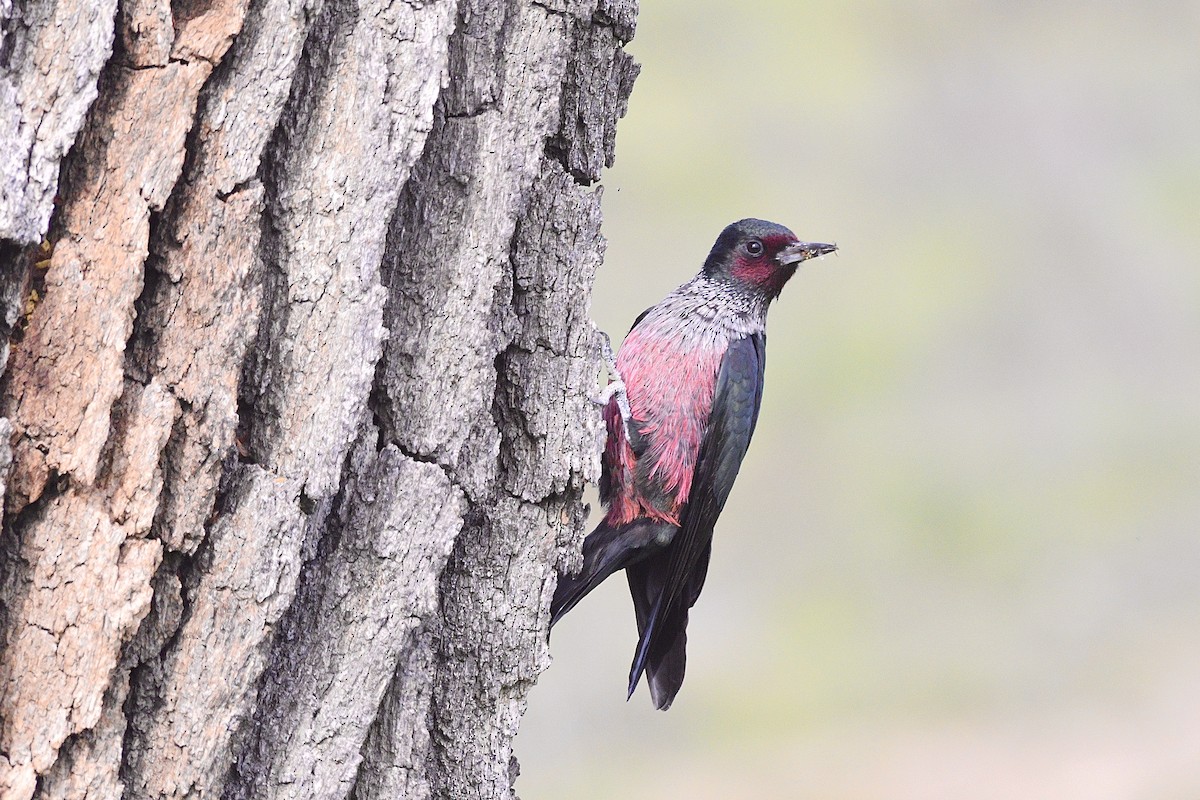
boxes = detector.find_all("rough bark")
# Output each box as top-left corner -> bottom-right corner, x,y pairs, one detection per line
0,0 -> 638,797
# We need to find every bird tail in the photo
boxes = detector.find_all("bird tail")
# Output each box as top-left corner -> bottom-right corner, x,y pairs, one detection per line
551,519 -> 674,628
626,542 -> 712,710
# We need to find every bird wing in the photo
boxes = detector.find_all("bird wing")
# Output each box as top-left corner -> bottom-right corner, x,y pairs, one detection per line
627,332 -> 766,706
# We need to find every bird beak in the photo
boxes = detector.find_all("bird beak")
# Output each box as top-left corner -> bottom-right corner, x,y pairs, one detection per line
777,240 -> 838,265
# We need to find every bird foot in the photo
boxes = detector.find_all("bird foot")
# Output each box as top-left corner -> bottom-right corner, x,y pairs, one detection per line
594,378 -> 627,408
594,331 -> 635,443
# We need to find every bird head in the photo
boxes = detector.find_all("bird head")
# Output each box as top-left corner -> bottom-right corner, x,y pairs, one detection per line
702,218 -> 836,299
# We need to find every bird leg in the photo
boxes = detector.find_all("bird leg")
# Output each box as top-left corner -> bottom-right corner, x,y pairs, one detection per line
594,331 -> 635,443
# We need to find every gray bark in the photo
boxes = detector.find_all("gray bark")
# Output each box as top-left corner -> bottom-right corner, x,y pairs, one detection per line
0,0 -> 638,797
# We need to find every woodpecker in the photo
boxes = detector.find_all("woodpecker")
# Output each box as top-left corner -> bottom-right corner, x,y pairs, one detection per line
551,218 -> 836,709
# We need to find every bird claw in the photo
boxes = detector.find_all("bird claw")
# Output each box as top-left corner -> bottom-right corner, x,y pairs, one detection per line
594,377 -> 627,407
594,331 -> 635,443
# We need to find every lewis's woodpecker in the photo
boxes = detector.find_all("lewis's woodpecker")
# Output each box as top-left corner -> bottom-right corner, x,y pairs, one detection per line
551,218 -> 836,709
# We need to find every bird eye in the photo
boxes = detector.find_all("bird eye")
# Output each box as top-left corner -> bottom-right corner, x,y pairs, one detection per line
745,239 -> 764,257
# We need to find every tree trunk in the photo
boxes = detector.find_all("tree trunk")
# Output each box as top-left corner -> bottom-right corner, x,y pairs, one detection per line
0,0 -> 637,797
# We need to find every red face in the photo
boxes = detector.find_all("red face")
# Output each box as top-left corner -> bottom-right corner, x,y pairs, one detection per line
729,233 -> 802,294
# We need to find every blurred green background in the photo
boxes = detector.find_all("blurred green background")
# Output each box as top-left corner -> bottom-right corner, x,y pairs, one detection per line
517,1 -> 1200,797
